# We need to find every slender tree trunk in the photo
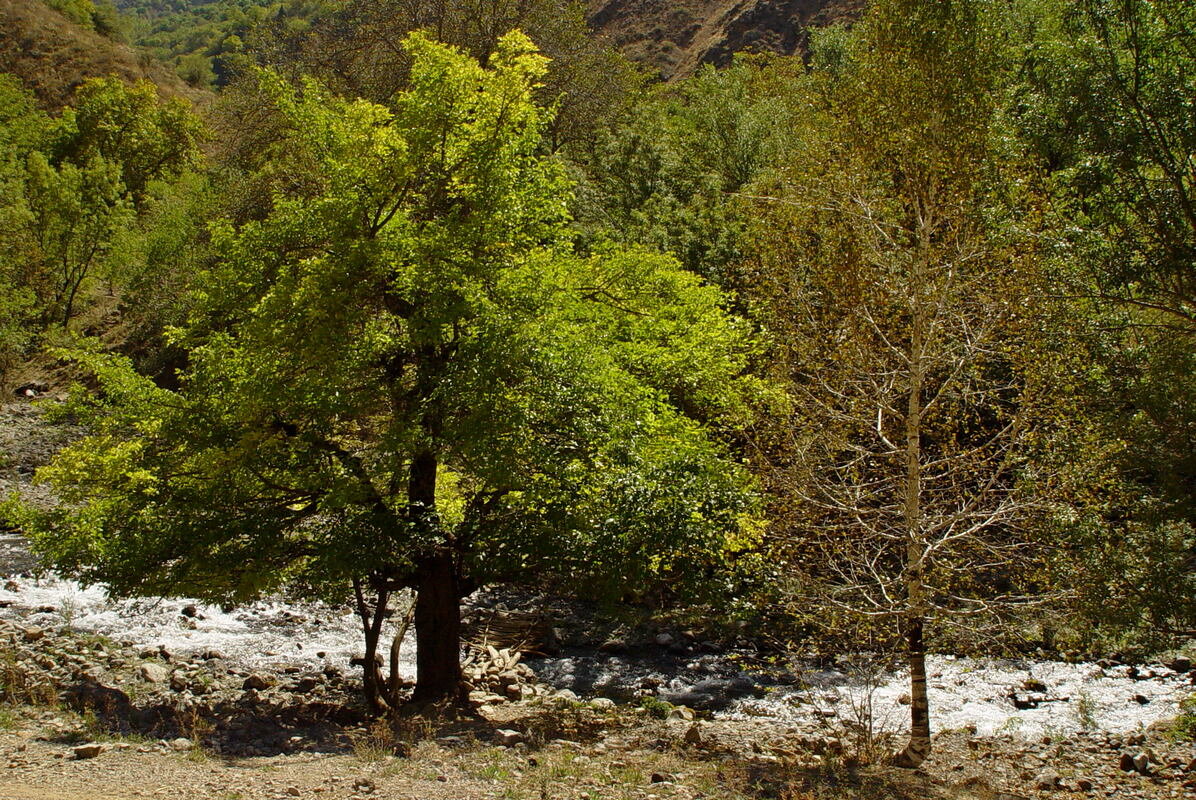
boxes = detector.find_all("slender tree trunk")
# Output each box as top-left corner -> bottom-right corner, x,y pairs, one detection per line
353,578 -> 392,715
895,211 -> 932,768
388,601 -> 414,701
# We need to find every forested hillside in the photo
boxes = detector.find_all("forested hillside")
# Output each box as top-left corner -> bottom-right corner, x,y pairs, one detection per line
1,1 -> 1195,798
0,0 -> 209,105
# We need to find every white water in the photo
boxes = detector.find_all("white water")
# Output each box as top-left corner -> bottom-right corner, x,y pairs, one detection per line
1,536 -> 1190,738
728,655 -> 1189,738
0,559 -> 417,678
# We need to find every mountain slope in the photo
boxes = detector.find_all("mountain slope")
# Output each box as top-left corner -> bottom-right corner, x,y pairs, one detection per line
588,0 -> 864,77
0,0 -> 209,108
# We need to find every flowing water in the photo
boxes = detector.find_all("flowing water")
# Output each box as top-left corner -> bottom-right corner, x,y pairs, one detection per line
1,532 -> 1190,739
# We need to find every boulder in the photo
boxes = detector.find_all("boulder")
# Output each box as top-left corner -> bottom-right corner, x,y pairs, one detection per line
73,743 -> 104,759
1034,769 -> 1059,790
139,663 -> 168,683
243,673 -> 273,691
495,729 -> 524,746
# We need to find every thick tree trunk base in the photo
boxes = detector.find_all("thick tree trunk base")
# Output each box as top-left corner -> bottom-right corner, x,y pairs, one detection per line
410,552 -> 466,705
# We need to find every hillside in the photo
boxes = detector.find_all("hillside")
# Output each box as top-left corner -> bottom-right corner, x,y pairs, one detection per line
587,0 -> 865,77
0,0 -> 209,108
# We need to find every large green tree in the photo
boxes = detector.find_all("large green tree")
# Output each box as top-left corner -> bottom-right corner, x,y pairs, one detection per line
13,32 -> 763,708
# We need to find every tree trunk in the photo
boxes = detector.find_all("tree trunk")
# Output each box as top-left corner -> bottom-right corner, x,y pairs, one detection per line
895,614 -> 931,767
352,578 -> 391,715
895,211 -> 931,768
388,600 -> 414,701
406,446 -> 465,705
411,551 -> 464,704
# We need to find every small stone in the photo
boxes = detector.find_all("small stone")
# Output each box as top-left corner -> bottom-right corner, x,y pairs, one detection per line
22,626 -> 45,643
1119,752 -> 1136,772
590,697 -> 615,711
654,633 -> 675,647
1075,777 -> 1094,791
495,729 -> 524,747
169,672 -> 188,692
3,580 -> 18,592
286,788 -> 301,797
898,693 -> 911,705
295,676 -> 320,693
72,743 -> 104,759
140,663 -> 168,683
684,723 -> 702,746
1023,679 -> 1048,693
650,773 -> 668,783
1133,752 -> 1150,774
181,604 -> 199,618
1132,694 -> 1149,705
169,737 -> 193,752
1170,657 -> 1192,673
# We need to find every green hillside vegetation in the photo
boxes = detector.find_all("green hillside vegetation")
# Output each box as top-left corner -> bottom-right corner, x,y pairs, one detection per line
0,0 -> 1193,769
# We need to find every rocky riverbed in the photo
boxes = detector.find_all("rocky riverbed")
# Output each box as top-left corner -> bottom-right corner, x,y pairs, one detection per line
4,398 -> 1196,799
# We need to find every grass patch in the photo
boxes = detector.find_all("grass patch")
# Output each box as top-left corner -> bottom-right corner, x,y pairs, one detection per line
1166,693 -> 1196,742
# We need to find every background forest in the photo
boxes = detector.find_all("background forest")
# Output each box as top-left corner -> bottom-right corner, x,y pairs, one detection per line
0,0 -> 1194,751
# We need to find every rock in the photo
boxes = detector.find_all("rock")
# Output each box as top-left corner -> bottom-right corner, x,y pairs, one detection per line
295,676 -> 320,693
1074,778 -> 1094,792
598,639 -> 627,653
181,604 -> 199,618
243,674 -> 273,691
1034,769 -> 1059,790
1119,752 -> 1136,772
553,689 -> 579,703
1023,679 -> 1048,693
650,773 -> 669,783
286,788 -> 301,797
654,633 -> 675,647
1132,694 -> 1149,705
200,649 -> 225,661
169,672 -> 188,692
898,693 -> 911,705
168,737 -> 193,752
1170,656 -> 1192,673
504,684 -> 523,700
667,706 -> 695,721
73,743 -> 104,759
22,626 -> 45,642
590,697 -> 615,711
1133,752 -> 1150,774
3,580 -> 18,592
684,723 -> 702,746
495,729 -> 524,746
140,663 -> 169,683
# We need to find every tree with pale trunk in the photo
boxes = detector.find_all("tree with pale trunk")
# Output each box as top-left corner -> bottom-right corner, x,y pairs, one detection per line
742,0 -> 1048,767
